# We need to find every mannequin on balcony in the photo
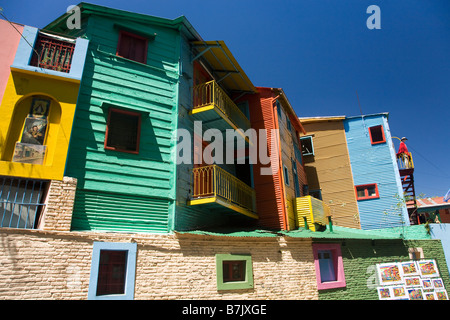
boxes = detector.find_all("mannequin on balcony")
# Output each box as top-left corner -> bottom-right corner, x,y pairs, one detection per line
397,137 -> 411,168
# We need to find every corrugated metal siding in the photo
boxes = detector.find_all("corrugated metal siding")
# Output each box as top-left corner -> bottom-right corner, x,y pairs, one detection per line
344,115 -> 408,230
302,120 -> 361,229
71,189 -> 171,233
66,16 -> 179,233
249,91 -> 285,230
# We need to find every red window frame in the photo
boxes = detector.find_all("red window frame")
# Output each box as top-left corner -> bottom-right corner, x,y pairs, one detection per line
104,108 -> 141,154
368,125 -> 386,145
116,30 -> 148,64
355,183 -> 380,200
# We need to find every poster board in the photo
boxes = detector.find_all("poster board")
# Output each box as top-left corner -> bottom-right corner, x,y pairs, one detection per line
376,259 -> 447,300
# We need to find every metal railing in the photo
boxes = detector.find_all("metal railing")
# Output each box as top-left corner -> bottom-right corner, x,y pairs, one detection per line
29,33 -> 76,73
0,177 -> 48,229
397,152 -> 414,170
192,165 -> 256,213
193,80 -> 251,130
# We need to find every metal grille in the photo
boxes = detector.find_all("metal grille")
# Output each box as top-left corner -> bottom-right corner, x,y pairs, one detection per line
0,177 -> 48,229
29,33 -> 75,73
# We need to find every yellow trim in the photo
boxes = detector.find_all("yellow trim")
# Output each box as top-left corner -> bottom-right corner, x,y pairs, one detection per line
189,105 -> 215,115
188,197 -> 217,206
10,67 -> 81,84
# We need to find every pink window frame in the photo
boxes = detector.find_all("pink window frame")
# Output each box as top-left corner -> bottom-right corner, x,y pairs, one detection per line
312,243 -> 346,290
368,125 -> 386,145
355,183 -> 380,200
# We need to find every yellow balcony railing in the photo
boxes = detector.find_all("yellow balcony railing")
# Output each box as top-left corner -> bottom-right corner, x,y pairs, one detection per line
191,165 -> 256,217
397,152 -> 414,170
192,80 -> 251,130
295,196 -> 330,231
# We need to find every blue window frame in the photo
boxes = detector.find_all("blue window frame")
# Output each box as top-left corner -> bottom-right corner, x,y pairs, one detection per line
88,242 -> 137,300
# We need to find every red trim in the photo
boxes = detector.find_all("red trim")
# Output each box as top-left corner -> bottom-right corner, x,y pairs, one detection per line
368,125 -> 386,145
116,30 -> 148,64
104,108 -> 141,154
355,183 -> 380,200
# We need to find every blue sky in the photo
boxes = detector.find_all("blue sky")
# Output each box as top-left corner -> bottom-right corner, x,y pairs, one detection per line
2,0 -> 449,198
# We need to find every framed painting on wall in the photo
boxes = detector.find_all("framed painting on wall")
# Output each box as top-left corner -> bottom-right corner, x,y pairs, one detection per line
400,261 -> 419,277
391,285 -> 408,300
377,287 -> 392,300
404,276 -> 421,287
376,263 -> 403,286
435,290 -> 448,300
29,98 -> 50,118
432,278 -> 444,289
12,142 -> 46,165
20,117 -> 47,146
407,287 -> 424,300
417,259 -> 440,278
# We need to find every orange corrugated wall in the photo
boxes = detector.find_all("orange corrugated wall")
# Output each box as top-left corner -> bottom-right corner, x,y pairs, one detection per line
247,88 -> 287,230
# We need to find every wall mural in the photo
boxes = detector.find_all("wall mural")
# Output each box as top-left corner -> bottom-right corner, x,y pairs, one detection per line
376,259 -> 448,300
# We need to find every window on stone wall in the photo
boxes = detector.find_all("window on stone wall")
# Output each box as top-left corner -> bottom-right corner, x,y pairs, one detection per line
313,243 -> 346,290
408,247 -> 424,260
88,242 -> 137,300
216,254 -> 253,291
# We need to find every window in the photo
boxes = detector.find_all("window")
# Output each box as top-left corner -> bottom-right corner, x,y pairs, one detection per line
223,260 -> 246,282
216,254 -> 253,290
368,125 -> 386,145
313,243 -> 346,290
283,165 -> 290,186
300,136 -> 314,156
88,242 -> 137,300
116,31 -> 148,64
0,177 -> 48,229
355,184 -> 379,200
105,108 -> 141,154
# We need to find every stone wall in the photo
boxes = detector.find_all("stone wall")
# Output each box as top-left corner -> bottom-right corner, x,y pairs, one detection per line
0,228 -> 318,300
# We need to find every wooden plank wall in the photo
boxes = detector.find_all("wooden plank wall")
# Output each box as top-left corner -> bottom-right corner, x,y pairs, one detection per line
66,15 -> 180,233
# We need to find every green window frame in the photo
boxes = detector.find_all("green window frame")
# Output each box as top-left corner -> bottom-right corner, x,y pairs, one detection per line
216,254 -> 253,291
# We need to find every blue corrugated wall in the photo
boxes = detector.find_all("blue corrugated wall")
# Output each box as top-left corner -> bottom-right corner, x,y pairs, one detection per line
344,114 -> 409,230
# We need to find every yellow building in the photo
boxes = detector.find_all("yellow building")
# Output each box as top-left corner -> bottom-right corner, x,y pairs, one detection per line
0,25 -> 88,181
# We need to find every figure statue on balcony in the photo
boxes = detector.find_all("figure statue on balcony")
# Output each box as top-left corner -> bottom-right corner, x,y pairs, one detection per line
397,137 -> 411,168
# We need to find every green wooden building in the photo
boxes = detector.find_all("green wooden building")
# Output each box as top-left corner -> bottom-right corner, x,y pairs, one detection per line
45,3 -> 259,233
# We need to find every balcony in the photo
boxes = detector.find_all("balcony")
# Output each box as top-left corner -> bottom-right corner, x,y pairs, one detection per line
295,195 -> 330,231
10,26 -> 88,82
191,80 -> 251,135
397,152 -> 414,174
29,33 -> 76,73
188,165 -> 257,219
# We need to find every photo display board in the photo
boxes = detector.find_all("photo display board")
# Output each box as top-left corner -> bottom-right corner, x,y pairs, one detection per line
376,259 -> 448,300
